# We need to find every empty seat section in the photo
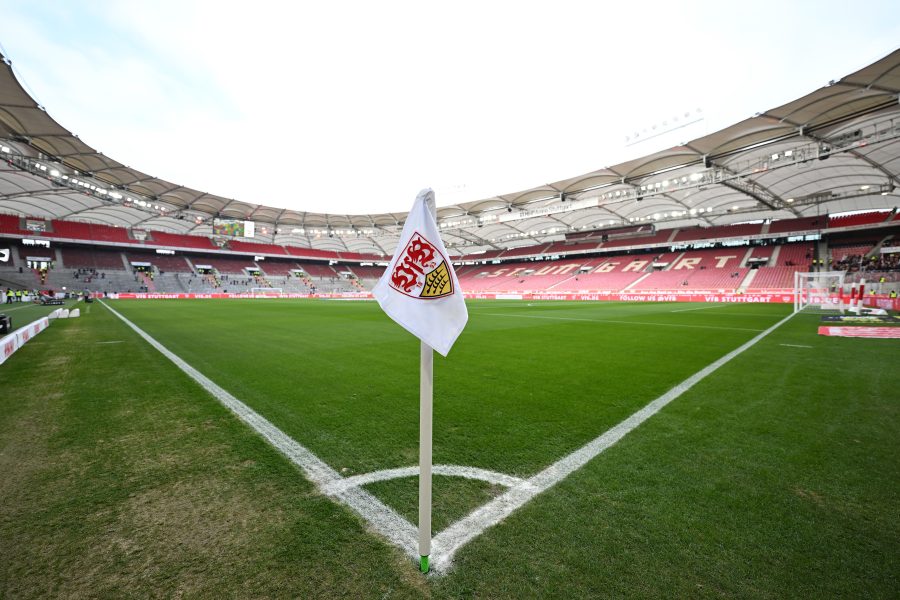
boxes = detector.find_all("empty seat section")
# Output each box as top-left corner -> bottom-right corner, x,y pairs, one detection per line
748,266 -> 800,289
60,246 -> 126,270
767,216 -> 823,234
151,231 -> 218,249
502,243 -> 550,258
745,245 -> 776,265
542,255 -> 647,291
544,241 -> 601,254
775,242 -> 814,267
626,248 -> 745,290
672,222 -> 763,242
297,262 -> 337,277
125,251 -> 192,272
349,265 -> 386,279
228,240 -> 288,254
506,258 -> 594,291
827,211 -> 892,228
0,214 -> 27,235
51,220 -> 132,243
285,246 -> 341,260
338,251 -> 386,261
260,261 -> 301,275
201,257 -> 258,274
601,229 -> 672,248
458,264 -> 525,292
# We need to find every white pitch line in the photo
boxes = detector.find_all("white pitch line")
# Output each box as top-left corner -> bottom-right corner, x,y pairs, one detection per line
324,464 -> 527,495
429,310 -> 797,573
482,312 -> 764,333
780,343 -> 813,348
0,303 -> 42,312
670,304 -> 727,313
100,301 -> 420,561
100,298 -> 796,576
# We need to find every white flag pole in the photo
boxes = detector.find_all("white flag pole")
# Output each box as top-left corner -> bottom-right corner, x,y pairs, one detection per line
419,339 -> 433,573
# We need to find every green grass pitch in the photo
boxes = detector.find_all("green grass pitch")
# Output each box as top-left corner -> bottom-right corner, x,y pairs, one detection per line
1,298 -> 897,598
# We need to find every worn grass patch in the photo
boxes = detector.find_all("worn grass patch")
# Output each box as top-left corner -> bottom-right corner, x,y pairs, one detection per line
0,304 -> 426,598
2,299 -> 897,598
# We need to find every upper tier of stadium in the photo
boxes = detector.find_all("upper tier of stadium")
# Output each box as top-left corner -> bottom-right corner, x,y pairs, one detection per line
1,48 -> 899,259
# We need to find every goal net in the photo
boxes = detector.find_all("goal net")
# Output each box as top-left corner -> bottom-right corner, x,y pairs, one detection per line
793,271 -> 845,313
251,287 -> 283,297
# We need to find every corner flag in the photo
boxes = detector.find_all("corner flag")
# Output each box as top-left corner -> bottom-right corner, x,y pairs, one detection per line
373,188 -> 468,357
372,189 -> 468,573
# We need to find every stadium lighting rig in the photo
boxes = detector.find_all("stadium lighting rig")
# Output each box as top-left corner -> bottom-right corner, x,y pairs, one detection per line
435,112 -> 900,236
0,142 -> 173,217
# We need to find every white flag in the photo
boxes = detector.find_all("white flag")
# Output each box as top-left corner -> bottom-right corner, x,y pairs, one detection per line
373,189 -> 468,356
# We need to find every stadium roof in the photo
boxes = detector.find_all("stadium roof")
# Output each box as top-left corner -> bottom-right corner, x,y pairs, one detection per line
1,48 -> 899,257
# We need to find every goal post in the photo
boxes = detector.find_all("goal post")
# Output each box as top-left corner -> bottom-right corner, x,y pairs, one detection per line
251,287 -> 283,297
793,271 -> 846,313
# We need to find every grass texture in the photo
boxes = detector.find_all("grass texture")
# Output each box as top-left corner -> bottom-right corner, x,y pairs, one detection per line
1,299 -> 897,598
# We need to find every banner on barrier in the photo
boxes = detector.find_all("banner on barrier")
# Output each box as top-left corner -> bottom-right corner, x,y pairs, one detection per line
104,291 -> 900,310
0,317 -> 51,366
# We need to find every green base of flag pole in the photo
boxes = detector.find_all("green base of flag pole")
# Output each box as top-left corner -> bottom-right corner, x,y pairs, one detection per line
420,555 -> 429,573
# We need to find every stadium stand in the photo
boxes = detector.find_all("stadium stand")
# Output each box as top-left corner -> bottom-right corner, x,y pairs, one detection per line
348,265 -> 385,279
59,246 -> 126,270
767,216 -> 823,234
601,228 -> 673,248
745,245 -> 776,265
544,241 -> 602,254
338,251 -> 385,261
827,211 -> 892,228
51,220 -> 132,243
285,246 -> 339,259
196,257 -> 259,274
508,257 -> 596,291
774,242 -> 814,267
258,261 -> 301,276
3,209 -> 897,297
672,222 -> 763,242
556,257 -> 646,291
150,231 -> 218,250
747,266 -> 798,289
297,262 -> 338,277
0,214 -> 27,235
124,251 -> 193,273
831,244 -> 875,261
502,243 -> 552,258
227,239 -> 288,255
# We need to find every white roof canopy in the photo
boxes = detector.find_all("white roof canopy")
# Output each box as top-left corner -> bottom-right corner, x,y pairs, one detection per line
1,48 -> 898,256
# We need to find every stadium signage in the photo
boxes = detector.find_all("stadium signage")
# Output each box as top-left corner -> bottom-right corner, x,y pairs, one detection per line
104,292 -> 900,310
498,197 -> 598,223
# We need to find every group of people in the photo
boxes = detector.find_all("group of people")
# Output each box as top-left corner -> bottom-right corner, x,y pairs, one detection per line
4,288 -> 28,303
832,252 -> 900,273
75,267 -> 105,283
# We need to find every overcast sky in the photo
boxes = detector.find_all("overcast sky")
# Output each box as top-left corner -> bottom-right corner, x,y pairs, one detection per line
0,1 -> 898,215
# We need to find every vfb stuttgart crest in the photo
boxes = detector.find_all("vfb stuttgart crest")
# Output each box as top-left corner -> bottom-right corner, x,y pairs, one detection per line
389,232 -> 454,299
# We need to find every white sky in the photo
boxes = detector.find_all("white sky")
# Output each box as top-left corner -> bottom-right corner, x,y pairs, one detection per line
0,1 -> 898,215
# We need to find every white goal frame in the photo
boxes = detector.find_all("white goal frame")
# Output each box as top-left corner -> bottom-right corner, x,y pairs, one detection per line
793,271 -> 846,313
251,287 -> 283,297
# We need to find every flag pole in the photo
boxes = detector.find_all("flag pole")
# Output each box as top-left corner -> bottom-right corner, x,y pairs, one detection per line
419,340 -> 433,573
